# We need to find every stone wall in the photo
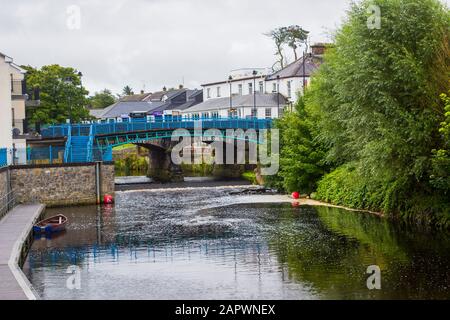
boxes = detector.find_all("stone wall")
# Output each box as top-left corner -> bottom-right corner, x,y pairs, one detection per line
0,167 -> 8,200
0,167 -> 10,218
9,162 -> 115,207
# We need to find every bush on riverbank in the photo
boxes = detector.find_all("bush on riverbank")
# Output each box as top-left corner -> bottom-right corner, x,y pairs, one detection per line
267,0 -> 450,228
242,171 -> 257,184
181,163 -> 214,176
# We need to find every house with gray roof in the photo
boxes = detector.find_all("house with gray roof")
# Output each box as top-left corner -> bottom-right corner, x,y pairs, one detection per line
90,87 -> 203,120
182,93 -> 287,119
198,43 -> 328,113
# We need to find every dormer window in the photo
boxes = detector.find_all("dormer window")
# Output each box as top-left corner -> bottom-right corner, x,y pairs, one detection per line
162,95 -> 168,102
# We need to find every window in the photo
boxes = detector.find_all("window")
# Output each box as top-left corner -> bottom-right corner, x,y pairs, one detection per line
272,83 -> 277,93
259,81 -> 264,93
238,84 -> 243,95
216,87 -> 221,97
287,81 -> 292,98
202,112 -> 209,118
212,112 -> 219,118
251,108 -> 257,118
207,88 -> 211,98
248,83 -> 253,95
265,108 -> 272,119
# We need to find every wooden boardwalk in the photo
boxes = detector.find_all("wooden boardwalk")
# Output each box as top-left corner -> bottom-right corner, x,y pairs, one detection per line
0,204 -> 45,300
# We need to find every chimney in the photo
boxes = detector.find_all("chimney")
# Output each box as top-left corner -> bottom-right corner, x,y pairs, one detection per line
163,86 -> 167,92
179,84 -> 184,89
140,90 -> 144,94
311,43 -> 327,56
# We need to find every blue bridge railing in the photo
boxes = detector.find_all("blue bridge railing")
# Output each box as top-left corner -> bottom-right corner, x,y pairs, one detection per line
41,117 -> 273,138
0,146 -> 66,166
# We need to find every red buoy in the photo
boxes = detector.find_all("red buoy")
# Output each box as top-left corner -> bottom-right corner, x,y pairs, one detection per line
104,194 -> 114,204
291,192 -> 300,199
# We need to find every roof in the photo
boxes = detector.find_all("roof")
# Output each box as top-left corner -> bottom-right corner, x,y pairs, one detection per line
100,101 -> 165,118
265,54 -> 323,80
119,92 -> 152,102
166,89 -> 203,111
89,109 -> 105,118
147,89 -> 186,102
93,88 -> 204,118
182,93 -> 287,113
201,75 -> 267,87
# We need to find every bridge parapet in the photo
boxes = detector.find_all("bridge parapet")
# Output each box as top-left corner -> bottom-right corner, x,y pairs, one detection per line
41,117 -> 273,138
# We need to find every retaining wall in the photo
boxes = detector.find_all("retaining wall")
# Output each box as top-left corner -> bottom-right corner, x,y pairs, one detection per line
8,162 -> 115,207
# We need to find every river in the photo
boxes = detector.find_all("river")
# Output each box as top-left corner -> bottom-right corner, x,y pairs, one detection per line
23,185 -> 450,300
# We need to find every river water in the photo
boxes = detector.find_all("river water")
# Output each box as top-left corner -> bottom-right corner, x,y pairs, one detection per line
23,186 -> 450,300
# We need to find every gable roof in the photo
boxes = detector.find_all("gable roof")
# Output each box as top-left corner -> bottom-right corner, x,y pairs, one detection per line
100,101 -> 165,118
119,92 -> 152,102
266,54 -> 323,80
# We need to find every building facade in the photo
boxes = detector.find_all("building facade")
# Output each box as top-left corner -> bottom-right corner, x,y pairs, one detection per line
0,51 -> 40,165
0,53 -> 14,159
195,43 -> 327,118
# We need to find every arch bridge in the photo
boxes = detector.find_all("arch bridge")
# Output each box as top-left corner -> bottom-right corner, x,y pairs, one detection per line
41,117 -> 273,182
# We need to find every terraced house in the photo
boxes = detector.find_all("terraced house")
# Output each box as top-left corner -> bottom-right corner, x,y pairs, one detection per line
184,43 -> 327,119
0,52 -> 40,165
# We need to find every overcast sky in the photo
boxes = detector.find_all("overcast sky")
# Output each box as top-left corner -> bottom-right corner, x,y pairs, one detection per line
1,0 -> 448,96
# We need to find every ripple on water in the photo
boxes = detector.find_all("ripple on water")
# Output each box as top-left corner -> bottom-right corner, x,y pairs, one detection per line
23,187 -> 450,300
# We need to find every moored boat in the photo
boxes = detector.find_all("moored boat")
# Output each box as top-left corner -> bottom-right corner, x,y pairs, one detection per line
33,214 -> 68,234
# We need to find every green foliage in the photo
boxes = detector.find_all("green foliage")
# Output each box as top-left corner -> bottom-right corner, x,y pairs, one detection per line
271,0 -> 450,228
265,25 -> 309,69
265,97 -> 329,193
115,153 -> 148,176
122,85 -> 133,96
430,91 -> 450,192
89,89 -> 116,109
22,64 -> 91,124
242,171 -> 257,184
180,163 -> 214,176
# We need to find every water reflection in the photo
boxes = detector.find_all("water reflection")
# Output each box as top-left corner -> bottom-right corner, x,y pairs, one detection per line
23,189 -> 450,300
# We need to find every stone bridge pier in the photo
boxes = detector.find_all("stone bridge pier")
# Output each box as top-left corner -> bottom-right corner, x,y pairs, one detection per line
209,140 -> 257,179
137,138 -> 258,183
137,139 -> 184,183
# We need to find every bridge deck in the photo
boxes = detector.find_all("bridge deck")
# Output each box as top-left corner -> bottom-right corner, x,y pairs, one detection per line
0,204 -> 44,300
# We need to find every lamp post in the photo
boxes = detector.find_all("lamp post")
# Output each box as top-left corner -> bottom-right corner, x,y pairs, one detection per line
252,70 -> 257,118
64,76 -> 73,124
302,50 -> 306,91
228,75 -> 233,118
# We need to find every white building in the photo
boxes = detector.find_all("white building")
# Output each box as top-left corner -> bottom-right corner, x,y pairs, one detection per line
0,52 -> 14,160
181,93 -> 287,119
191,43 -> 327,118
0,51 -> 39,164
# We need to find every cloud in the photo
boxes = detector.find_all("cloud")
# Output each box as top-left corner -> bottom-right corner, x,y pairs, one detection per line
1,0 -> 357,95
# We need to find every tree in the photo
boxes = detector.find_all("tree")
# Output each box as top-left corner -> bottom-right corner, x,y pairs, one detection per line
122,85 -> 133,96
309,0 -> 450,225
285,25 -> 309,60
265,27 -> 289,70
22,64 -> 91,125
265,96 -> 329,193
265,25 -> 309,69
88,89 -> 117,109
